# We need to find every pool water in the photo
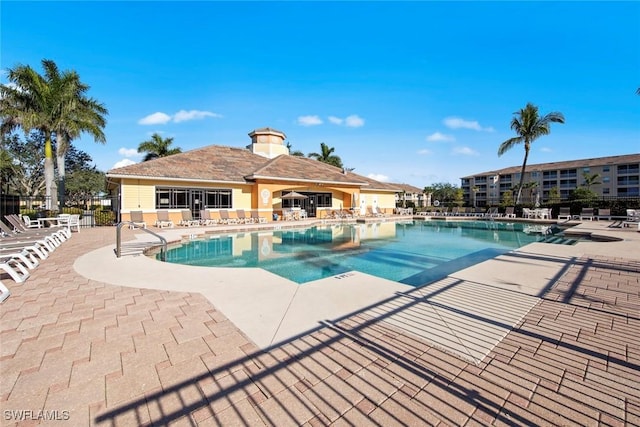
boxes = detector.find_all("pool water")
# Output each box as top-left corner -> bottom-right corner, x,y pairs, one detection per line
161,221 -> 543,285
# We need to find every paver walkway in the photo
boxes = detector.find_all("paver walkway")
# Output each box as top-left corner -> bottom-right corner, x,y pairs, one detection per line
0,226 -> 638,426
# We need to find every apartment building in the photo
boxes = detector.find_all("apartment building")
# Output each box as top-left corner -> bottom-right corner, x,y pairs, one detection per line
392,183 -> 429,208
461,154 -> 640,206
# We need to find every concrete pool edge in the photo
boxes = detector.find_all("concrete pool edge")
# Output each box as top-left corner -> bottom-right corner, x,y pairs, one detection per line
74,220 -> 640,358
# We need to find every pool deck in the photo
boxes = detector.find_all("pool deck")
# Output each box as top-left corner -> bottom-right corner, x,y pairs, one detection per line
1,218 -> 638,425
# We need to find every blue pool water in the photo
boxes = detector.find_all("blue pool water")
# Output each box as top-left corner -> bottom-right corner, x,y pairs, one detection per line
161,221 -> 544,285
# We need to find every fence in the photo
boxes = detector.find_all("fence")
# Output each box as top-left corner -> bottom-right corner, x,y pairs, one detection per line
9,195 -> 120,228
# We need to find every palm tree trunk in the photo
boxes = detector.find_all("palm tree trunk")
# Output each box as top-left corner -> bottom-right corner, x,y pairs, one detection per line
44,136 -> 55,210
56,151 -> 66,211
515,144 -> 530,205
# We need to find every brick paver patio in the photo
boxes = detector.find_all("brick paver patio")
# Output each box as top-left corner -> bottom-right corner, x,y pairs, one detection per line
1,227 -> 638,426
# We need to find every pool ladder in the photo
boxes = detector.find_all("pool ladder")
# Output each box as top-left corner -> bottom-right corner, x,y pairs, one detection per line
115,222 -> 168,261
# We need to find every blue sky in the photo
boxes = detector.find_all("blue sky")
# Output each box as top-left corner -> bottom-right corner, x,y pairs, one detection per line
2,1 -> 639,188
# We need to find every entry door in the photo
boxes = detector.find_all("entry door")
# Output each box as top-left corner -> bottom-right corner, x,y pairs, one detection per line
191,190 -> 204,219
302,194 -> 317,217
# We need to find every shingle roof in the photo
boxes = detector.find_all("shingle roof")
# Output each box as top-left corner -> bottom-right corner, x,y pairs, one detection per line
106,144 -> 397,191
246,155 -> 369,185
389,183 -> 425,193
461,153 -> 640,179
107,145 -> 267,182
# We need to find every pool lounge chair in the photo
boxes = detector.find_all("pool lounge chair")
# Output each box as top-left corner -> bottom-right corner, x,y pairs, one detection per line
579,207 -> 595,221
219,210 -> 239,225
0,279 -> 10,303
199,210 -> 217,226
250,211 -> 268,224
178,210 -> 199,227
557,207 -> 572,220
155,210 -> 175,228
504,206 -> 516,218
236,209 -> 253,224
1,218 -> 68,245
596,208 -> 611,221
0,252 -> 32,283
129,211 -> 147,229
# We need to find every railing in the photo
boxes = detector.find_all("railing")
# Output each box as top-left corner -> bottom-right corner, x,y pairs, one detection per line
116,222 -> 167,261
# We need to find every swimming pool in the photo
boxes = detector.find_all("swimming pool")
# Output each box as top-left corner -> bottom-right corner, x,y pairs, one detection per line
160,220 -> 545,285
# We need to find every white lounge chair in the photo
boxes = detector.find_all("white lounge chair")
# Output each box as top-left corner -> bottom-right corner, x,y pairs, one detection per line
129,211 -> 147,229
22,215 -> 41,229
579,207 -> 595,221
557,207 -> 572,220
178,210 -> 199,227
155,210 -> 175,228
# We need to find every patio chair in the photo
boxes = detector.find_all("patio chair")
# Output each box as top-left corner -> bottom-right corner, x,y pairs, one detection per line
504,206 -> 516,218
155,210 -> 175,228
623,209 -> 640,228
557,207 -> 572,220
129,211 -> 147,229
68,214 -> 81,232
0,240 -> 50,261
199,210 -> 217,226
218,210 -> 239,225
178,210 -> 199,227
596,208 -> 611,221
236,209 -> 253,224
522,208 -> 533,219
0,279 -> 10,303
22,215 -> 41,229
0,251 -> 32,283
2,216 -> 68,244
250,211 -> 268,224
579,207 -> 595,221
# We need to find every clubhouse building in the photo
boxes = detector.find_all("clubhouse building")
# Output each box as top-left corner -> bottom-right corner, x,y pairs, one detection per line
106,128 -> 400,224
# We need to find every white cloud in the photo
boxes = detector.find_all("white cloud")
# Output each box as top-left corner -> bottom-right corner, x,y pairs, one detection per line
426,132 -> 455,142
452,146 -> 479,156
139,112 -> 171,125
344,114 -> 365,128
138,110 -> 222,125
417,149 -> 433,155
118,147 -> 140,157
328,116 -> 343,125
112,159 -> 137,168
173,109 -> 222,123
443,116 -> 494,132
297,115 -> 323,126
367,173 -> 389,182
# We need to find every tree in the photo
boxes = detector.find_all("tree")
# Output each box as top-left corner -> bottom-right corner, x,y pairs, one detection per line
424,182 -> 462,206
2,131 -> 46,199
308,142 -> 344,169
138,133 -> 181,161
570,187 -> 597,203
0,59 -> 108,209
547,186 -> 561,204
65,168 -> 106,205
286,141 -> 305,157
582,172 -> 601,190
498,103 -> 564,204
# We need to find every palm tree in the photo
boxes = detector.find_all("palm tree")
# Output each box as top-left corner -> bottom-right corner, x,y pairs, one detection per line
308,142 -> 343,169
0,59 -> 108,209
582,172 -> 601,190
137,133 -> 181,161
498,103 -> 565,204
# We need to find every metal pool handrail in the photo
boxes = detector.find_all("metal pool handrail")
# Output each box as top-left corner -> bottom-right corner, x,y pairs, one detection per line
116,222 -> 167,261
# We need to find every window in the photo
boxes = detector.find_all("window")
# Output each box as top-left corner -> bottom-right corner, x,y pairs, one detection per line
582,167 -> 590,173
155,187 -> 232,209
603,176 -> 610,183
603,166 -> 610,172
603,188 -> 610,194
